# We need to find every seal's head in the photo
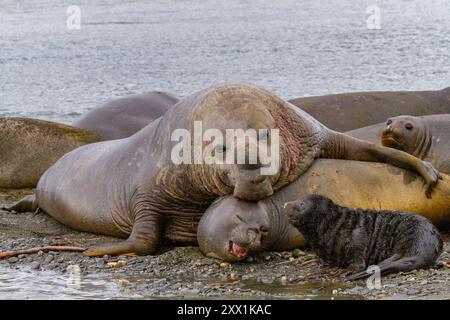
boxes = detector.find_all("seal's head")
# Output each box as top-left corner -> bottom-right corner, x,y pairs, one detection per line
381,116 -> 424,155
283,194 -> 333,231
193,83 -> 308,201
197,196 -> 269,261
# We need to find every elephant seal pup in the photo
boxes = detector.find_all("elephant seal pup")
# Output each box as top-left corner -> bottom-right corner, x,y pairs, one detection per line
284,194 -> 443,280
347,115 -> 450,174
6,84 -> 441,256
289,87 -> 450,132
74,91 -> 179,139
0,117 -> 103,189
197,196 -> 304,261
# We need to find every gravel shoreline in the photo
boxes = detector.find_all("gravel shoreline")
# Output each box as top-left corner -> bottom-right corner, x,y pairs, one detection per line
1,190 -> 449,299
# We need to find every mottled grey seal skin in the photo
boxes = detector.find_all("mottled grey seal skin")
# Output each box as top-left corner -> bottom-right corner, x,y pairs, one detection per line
284,194 -> 443,280
289,87 -> 450,132
347,114 -> 450,174
0,117 -> 103,189
197,196 -> 304,261
73,91 -> 179,139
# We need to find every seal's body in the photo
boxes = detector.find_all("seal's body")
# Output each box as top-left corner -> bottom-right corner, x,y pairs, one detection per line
289,87 -> 450,132
0,117 -> 103,189
284,194 -> 443,280
74,91 -> 178,139
347,114 -> 450,174
6,84 -> 442,256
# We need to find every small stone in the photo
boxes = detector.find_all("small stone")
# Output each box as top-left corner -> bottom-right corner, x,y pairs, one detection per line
230,272 -> 238,281
292,249 -> 305,258
44,255 -> 54,264
264,255 -> 271,261
220,262 -> 230,268
31,261 -> 41,270
116,279 -> 130,286
332,289 -> 338,295
408,277 -> 416,282
420,280 -> 428,285
107,260 -> 127,268
245,256 -> 254,263
37,251 -> 44,256
18,255 -> 26,259
280,276 -> 288,285
261,277 -> 273,285
8,257 -> 19,263
407,288 -> 421,295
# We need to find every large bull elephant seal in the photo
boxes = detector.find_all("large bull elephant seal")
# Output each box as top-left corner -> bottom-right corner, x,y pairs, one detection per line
0,117 -> 103,189
73,91 -> 179,139
347,114 -> 450,174
6,83 -> 441,256
289,87 -> 450,132
197,159 -> 450,261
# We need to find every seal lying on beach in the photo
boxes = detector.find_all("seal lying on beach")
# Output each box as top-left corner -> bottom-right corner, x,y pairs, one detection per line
289,87 -> 450,132
284,194 -> 443,280
348,115 -> 450,174
197,159 -> 450,261
0,117 -> 103,189
74,91 -> 179,140
197,196 -> 304,261
5,84 -> 442,256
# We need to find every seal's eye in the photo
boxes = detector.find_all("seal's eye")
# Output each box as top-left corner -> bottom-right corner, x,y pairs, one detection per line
405,123 -> 414,131
215,145 -> 227,154
259,130 -> 270,141
386,119 -> 393,125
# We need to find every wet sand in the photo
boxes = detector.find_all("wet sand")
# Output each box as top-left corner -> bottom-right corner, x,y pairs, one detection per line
1,190 -> 449,300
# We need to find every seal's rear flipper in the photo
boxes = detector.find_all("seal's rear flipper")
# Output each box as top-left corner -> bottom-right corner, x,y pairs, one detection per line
3,195 -> 38,213
346,256 -> 418,281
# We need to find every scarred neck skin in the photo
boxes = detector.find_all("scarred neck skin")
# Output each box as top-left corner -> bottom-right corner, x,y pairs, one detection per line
267,102 -> 327,190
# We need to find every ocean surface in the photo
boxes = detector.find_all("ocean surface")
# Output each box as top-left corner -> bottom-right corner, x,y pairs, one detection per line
1,0 -> 450,123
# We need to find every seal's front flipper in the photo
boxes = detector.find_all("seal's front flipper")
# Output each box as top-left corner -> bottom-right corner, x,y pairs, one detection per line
3,195 -> 38,213
84,217 -> 161,257
84,238 -> 159,257
327,133 -> 440,198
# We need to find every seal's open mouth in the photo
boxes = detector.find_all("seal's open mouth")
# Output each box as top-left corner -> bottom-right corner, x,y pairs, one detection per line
229,241 -> 248,258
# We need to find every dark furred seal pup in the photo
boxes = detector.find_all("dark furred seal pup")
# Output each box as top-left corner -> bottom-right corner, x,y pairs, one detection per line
289,86 -> 450,132
284,194 -> 443,280
5,84 -> 442,256
347,114 -> 450,174
74,91 -> 179,139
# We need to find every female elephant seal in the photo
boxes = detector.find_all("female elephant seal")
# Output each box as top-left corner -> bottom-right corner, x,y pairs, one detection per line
6,84 -> 441,256
0,117 -> 103,189
347,114 -> 450,174
197,159 -> 450,262
289,87 -> 450,132
73,91 -> 179,139
197,196 -> 304,261
284,194 -> 443,280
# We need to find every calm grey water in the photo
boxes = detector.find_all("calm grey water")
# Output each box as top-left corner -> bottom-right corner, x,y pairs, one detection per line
1,0 -> 450,123
0,0 -> 449,299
